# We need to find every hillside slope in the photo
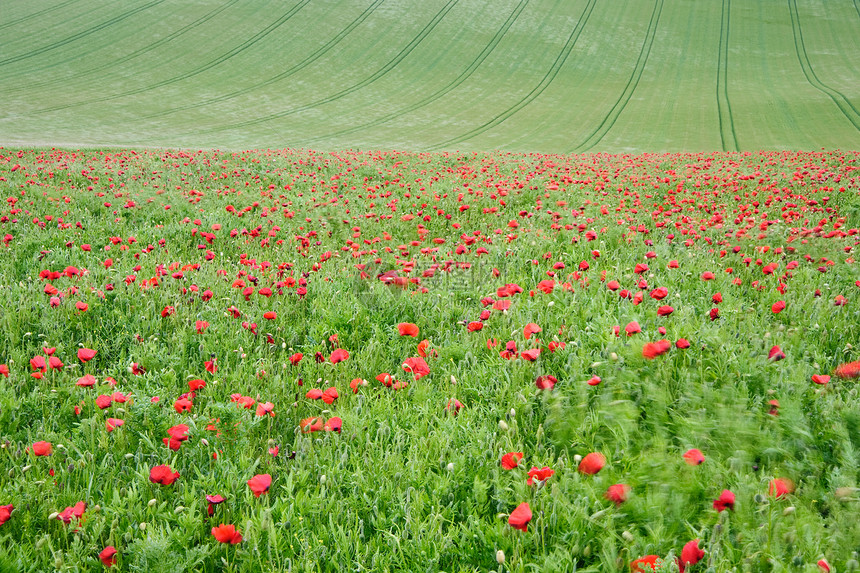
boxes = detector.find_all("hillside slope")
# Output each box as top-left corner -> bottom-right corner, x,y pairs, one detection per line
1,0 -> 859,152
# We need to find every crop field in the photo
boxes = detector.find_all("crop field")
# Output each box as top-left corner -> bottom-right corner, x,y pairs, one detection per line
0,147 -> 858,572
1,0 -> 859,152
2,0 -> 860,572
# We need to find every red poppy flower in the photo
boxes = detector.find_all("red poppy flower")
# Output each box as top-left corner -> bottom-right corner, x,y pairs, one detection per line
634,263 -> 649,274
467,321 -> 483,332
188,379 -> 206,392
642,340 -> 671,359
349,378 -> 366,393
48,356 -> 63,370
701,271 -> 715,280
579,452 -> 606,475
32,441 -> 52,456
212,524 -> 243,544
0,504 -> 13,526
535,375 -> 557,390
397,323 -> 419,337
247,474 -> 271,497
769,478 -> 794,498
30,355 -> 47,372
527,466 -> 554,485
56,501 -> 87,524
206,494 -> 225,517
508,502 -> 532,532
288,352 -> 303,365
300,416 -> 324,433
631,555 -> 662,572
768,346 -> 786,361
811,374 -> 830,385
605,484 -> 631,505
77,374 -> 96,387
324,417 -> 342,432
321,387 -> 339,405
675,338 -> 690,349
403,356 -> 430,380
713,489 -> 735,512
329,349 -> 349,363
150,465 -> 180,485
174,398 -> 193,413
679,539 -> 704,572
709,307 -> 720,321
650,287 -> 668,300
96,395 -> 112,410
587,375 -> 601,386
0,364 -> 8,378
161,306 -> 175,317
657,305 -> 674,316
834,295 -> 847,306
305,388 -> 323,400
99,546 -> 118,567
255,402 -> 275,417
834,360 -> 860,379
446,398 -> 463,415
683,448 -> 705,465
523,323 -> 542,340
78,348 -> 97,362
771,301 -> 786,314
204,359 -> 217,374
818,559 -> 831,572
625,321 -> 641,336
106,418 -> 124,432
521,348 -> 541,361
501,452 -> 523,470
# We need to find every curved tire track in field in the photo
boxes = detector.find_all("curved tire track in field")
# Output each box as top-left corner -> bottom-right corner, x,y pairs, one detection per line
716,0 -> 738,151
28,0 -> 312,115
788,0 -> 860,131
188,0 -> 460,136
572,0 -> 663,153
144,0 -> 386,121
3,0 -> 244,94
0,0 -> 85,32
302,0 -> 531,147
0,0 -> 166,67
429,0 -> 596,151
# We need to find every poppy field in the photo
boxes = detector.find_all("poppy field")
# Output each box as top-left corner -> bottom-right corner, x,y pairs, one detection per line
0,146 -> 858,572
2,0 -> 860,152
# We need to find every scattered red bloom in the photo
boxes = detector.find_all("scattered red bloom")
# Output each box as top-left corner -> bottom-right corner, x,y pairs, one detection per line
631,555 -> 662,572
56,501 -> 86,524
657,305 -> 674,316
78,348 -> 97,362
642,340 -> 671,359
679,539 -> 704,572
771,300 -> 786,314
523,323 -> 542,340
247,474 -> 272,497
811,374 -> 830,385
675,338 -> 690,349
402,356 -> 430,380
32,441 -> 52,456
769,477 -> 794,498
397,322 -> 419,337
0,504 -> 13,526
106,418 -> 124,432
149,465 -> 180,485
713,489 -> 735,512
501,452 -> 523,470
520,348 -> 541,361
834,360 -> 860,379
579,452 -> 606,475
329,348 -> 349,363
256,402 -> 275,417
526,466 -> 554,485
605,484 -> 631,506
768,345 -> 786,361
535,375 -> 557,390
300,416 -> 324,433
508,502 -> 532,532
99,546 -> 118,567
212,524 -> 243,544
683,448 -> 705,465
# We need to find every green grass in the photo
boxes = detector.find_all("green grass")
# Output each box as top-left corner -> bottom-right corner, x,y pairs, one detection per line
0,0 -> 859,152
0,147 -> 858,571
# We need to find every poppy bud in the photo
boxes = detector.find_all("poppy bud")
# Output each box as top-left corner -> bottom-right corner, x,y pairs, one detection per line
496,550 -> 505,564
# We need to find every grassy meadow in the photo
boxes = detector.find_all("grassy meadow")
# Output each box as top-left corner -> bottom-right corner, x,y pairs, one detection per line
1,0 -> 860,572
0,147 -> 858,572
